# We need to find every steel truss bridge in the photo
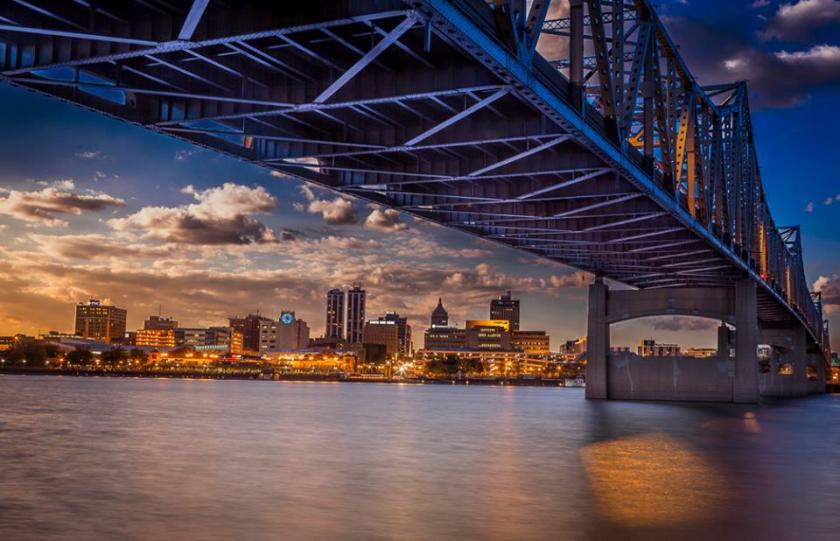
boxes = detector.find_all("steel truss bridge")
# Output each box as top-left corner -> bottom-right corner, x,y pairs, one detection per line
0,0 -> 829,359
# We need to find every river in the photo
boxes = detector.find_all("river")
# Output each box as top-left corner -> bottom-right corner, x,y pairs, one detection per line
1,375 -> 838,540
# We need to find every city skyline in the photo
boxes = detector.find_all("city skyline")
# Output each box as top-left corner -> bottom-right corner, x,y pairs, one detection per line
1,0 -> 838,353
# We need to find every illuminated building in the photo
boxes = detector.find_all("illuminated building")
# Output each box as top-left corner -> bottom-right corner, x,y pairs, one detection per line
431,298 -> 448,327
490,291 -> 520,331
465,320 -> 511,350
638,339 -> 681,357
424,326 -> 467,350
362,320 -> 399,358
135,328 -> 176,348
229,314 -> 270,353
143,315 -> 178,330
379,312 -> 411,356
230,330 -> 243,354
174,328 -> 209,347
512,330 -> 550,355
260,312 -> 310,352
326,289 -> 345,340
74,299 -> 127,343
346,284 -> 366,344
205,326 -> 231,348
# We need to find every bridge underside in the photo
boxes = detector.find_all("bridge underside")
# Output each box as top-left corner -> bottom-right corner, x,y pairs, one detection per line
0,1 -> 827,368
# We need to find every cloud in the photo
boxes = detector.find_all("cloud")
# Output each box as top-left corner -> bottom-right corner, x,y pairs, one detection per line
806,201 -> 815,212
659,12 -> 840,107
174,149 -> 194,161
364,207 -> 408,233
651,316 -> 719,332
299,185 -> 357,225
721,44 -> 840,107
28,234 -> 177,260
752,0 -> 771,7
762,0 -> 840,41
0,181 -> 125,226
813,275 -> 840,314
824,197 -> 834,205
108,182 -> 279,245
550,271 -> 594,288
75,150 -> 101,159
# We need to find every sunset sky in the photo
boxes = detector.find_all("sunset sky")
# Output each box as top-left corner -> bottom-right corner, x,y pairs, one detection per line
1,0 -> 838,350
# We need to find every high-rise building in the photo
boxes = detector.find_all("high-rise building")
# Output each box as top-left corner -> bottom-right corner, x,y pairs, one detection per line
326,289 -> 345,340
380,312 -> 411,356
143,315 -> 178,330
346,284 -> 366,344
363,320 -> 399,358
229,314 -> 270,353
74,299 -> 127,343
490,291 -> 520,331
431,298 -> 448,327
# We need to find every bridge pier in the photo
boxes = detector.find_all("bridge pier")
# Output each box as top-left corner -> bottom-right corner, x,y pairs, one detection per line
584,277 -> 609,400
758,325 -> 808,397
584,279 -> 760,403
734,280 -> 760,403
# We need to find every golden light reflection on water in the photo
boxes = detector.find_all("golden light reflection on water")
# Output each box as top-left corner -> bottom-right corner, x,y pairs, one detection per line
580,432 -> 726,527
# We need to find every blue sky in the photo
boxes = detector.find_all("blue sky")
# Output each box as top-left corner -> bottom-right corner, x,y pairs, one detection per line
0,0 -> 838,350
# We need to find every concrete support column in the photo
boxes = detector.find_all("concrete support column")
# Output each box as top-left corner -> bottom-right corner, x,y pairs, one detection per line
790,327 -> 808,397
734,279 -> 759,403
585,277 -> 609,400
815,354 -> 827,394
717,323 -> 731,357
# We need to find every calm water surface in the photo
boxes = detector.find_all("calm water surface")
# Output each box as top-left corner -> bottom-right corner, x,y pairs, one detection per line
1,375 -> 839,540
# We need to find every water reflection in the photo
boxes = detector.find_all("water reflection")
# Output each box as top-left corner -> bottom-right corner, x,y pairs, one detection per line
0,376 -> 838,541
581,432 -> 725,527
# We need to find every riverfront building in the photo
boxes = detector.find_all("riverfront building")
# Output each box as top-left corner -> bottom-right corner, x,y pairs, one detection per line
490,291 -> 520,331
74,299 -> 127,343
326,289 -> 345,340
346,284 -> 366,344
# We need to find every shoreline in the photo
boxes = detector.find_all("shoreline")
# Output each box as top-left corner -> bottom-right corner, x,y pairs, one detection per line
0,367 -> 574,387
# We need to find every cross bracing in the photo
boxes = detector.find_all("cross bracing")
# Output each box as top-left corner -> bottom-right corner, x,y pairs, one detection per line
0,0 -> 827,354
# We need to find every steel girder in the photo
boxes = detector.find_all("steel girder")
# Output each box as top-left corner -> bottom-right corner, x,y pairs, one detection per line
0,0 -> 825,352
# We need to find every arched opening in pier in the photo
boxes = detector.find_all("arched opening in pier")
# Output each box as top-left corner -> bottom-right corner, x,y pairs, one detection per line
609,315 -> 726,360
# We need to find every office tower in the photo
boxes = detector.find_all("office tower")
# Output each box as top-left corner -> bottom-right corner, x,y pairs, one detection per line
363,320 -> 399,358
74,299 -> 127,343
346,284 -> 366,344
378,312 -> 411,356
229,314 -> 270,353
326,289 -> 345,340
430,298 -> 448,327
490,291 -> 520,331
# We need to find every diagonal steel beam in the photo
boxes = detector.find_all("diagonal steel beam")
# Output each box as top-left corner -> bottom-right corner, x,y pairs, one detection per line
314,14 -> 419,103
0,23 -> 158,46
2,10 -> 414,76
404,87 -> 511,146
516,168 -> 613,200
468,136 -> 572,177
178,0 -> 210,41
